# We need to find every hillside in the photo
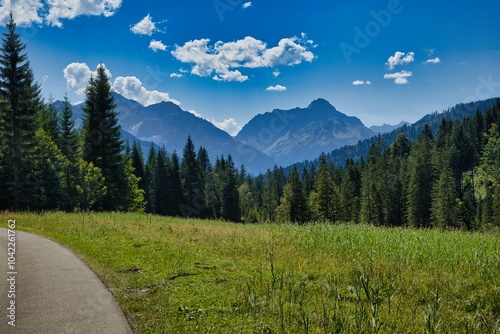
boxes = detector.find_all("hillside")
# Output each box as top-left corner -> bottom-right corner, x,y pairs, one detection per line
236,98 -> 375,166
291,98 -> 500,171
69,93 -> 276,174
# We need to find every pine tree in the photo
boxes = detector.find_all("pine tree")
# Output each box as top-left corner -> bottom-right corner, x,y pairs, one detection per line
261,183 -> 277,222
39,96 -> 60,143
155,147 -> 170,215
0,13 -> 44,210
81,64 -> 129,210
431,167 -> 458,228
277,167 -> 308,223
169,150 -> 183,216
144,145 -> 158,213
407,125 -> 435,228
58,94 -> 80,211
309,154 -> 339,222
220,155 -> 240,222
180,136 -> 205,217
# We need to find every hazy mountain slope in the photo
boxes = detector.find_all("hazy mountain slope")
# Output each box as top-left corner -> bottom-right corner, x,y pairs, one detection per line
370,121 -> 410,135
236,98 -> 375,166
68,93 -> 275,174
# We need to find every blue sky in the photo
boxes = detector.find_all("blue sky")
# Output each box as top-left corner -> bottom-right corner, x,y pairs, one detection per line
3,0 -> 500,134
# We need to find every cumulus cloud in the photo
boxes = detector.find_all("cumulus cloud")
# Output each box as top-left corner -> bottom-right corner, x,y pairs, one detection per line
211,118 -> 242,136
273,69 -> 281,77
171,35 -> 315,82
266,85 -> 287,92
113,76 -> 180,106
63,62 -> 180,106
0,1 -> 43,26
242,2 -> 252,8
383,71 -> 413,85
352,80 -> 371,85
130,14 -> 157,35
425,57 -> 441,64
386,51 -> 415,70
63,62 -> 111,95
149,39 -> 167,52
0,0 -> 122,27
170,73 -> 184,78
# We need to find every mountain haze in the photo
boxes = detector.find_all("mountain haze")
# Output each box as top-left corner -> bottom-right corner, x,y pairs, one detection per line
236,98 -> 375,166
370,121 -> 410,135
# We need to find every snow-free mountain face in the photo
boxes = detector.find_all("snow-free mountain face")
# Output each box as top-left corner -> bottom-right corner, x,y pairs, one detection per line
369,121 -> 411,135
235,98 -> 375,166
70,93 -> 276,175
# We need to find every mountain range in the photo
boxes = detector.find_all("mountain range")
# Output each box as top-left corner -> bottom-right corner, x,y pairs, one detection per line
369,121 -> 410,135
60,93 -> 497,175
235,98 -> 375,166
68,94 -> 275,174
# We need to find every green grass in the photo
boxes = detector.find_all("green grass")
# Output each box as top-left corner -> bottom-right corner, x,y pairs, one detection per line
2,212 -> 500,333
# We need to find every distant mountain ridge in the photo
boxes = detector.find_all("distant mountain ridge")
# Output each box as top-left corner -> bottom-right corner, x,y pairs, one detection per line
370,121 -> 410,135
236,98 -> 375,166
289,97 -> 500,173
67,93 -> 276,174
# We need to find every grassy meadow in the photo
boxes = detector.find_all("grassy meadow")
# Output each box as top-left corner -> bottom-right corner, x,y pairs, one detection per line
2,212 -> 499,333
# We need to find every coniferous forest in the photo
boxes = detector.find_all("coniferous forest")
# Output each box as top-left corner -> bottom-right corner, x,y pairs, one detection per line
1,14 -> 499,230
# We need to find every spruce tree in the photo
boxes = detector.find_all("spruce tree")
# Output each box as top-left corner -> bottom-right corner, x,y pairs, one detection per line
144,145 -> 158,213
180,136 -> 204,217
169,150 -> 183,216
0,12 -> 43,210
81,64 -> 128,210
278,167 -> 308,223
59,94 -> 80,211
407,125 -> 435,228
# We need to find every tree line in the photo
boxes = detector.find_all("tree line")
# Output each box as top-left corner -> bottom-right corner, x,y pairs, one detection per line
1,14 -> 499,229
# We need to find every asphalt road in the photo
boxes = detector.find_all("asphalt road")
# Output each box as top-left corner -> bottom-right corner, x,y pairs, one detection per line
0,227 -> 133,334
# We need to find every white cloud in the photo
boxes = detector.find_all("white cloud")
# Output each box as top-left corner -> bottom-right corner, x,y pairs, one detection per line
425,57 -> 441,64
63,62 -> 181,106
113,76 -> 180,106
242,2 -> 252,8
266,85 -> 287,92
273,69 -> 281,77
386,51 -> 415,70
63,62 -> 112,95
383,71 -> 413,85
0,0 -> 122,27
188,110 -> 203,118
149,39 -> 167,52
211,118 -> 242,136
130,14 -> 156,35
352,80 -> 371,85
170,73 -> 184,78
213,70 -> 248,83
171,35 -> 315,82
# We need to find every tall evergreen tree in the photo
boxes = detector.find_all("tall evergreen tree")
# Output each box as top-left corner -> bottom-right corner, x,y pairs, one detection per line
144,145 -> 158,213
58,94 -> 80,211
0,12 -> 43,210
277,167 -> 308,223
169,150 -> 183,216
81,64 -> 135,210
309,154 -> 339,222
407,125 -> 435,228
180,136 -> 205,217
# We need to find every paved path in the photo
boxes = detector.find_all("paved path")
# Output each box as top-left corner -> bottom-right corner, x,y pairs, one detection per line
0,228 -> 133,333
